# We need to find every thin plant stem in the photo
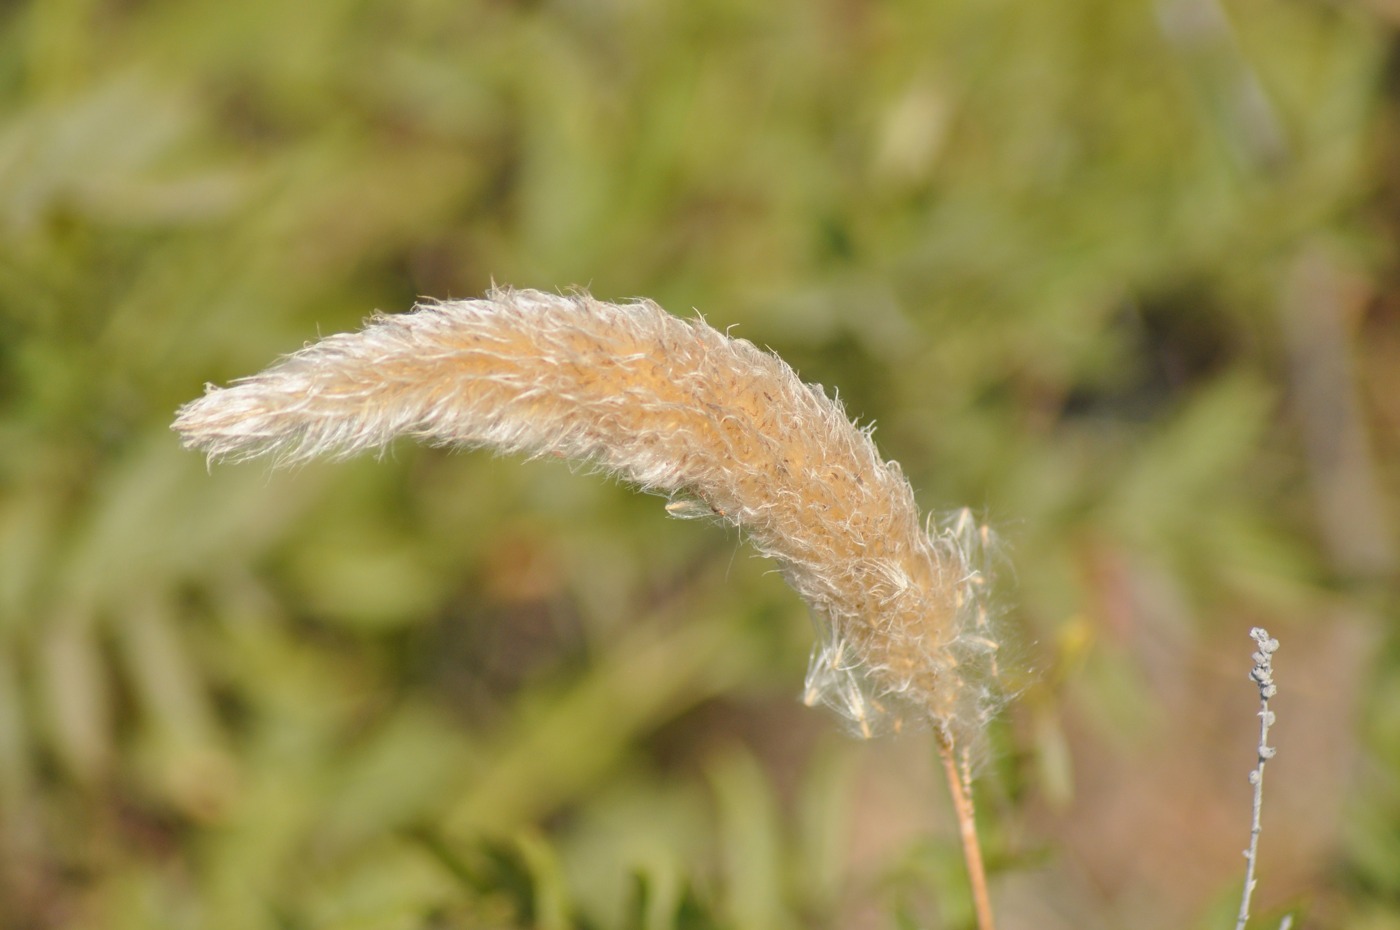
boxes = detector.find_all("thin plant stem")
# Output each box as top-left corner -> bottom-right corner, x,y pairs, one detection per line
937,731 -> 996,930
1235,627 -> 1280,930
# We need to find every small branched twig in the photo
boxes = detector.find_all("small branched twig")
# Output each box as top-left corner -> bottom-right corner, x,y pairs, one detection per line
1236,627 -> 1280,930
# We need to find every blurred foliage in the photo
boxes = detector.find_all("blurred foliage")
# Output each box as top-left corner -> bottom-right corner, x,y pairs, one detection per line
2,0 -> 1399,927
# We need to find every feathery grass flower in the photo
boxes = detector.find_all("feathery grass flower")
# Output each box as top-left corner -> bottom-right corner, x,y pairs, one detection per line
173,288 -> 1004,742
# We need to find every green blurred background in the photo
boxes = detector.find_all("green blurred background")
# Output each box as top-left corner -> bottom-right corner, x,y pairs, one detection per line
2,0 -> 1398,927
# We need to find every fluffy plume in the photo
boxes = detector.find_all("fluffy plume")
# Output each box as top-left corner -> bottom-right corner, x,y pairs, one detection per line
173,288 -> 1002,740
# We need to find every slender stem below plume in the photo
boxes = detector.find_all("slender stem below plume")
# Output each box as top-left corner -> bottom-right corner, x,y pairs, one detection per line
937,732 -> 995,930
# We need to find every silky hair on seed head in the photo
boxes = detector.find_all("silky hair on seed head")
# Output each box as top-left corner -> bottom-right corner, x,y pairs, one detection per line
173,287 -> 1008,742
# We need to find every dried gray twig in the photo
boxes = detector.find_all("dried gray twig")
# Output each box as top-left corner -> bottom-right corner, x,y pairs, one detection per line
1236,626 -> 1281,930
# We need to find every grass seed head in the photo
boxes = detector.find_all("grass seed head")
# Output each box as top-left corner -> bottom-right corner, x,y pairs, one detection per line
173,288 -> 1007,740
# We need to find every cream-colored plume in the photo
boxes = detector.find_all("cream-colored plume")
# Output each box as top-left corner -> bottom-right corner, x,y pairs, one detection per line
173,288 -> 1002,740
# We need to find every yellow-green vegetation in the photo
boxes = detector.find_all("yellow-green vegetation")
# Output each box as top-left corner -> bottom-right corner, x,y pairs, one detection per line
2,1 -> 1398,928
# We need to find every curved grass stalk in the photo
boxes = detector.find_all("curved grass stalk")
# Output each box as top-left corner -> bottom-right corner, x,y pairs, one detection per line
173,287 -> 1007,928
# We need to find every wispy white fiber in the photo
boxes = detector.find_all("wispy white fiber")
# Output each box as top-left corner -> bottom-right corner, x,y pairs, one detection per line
173,288 -> 1003,739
